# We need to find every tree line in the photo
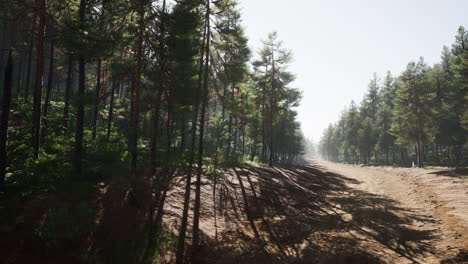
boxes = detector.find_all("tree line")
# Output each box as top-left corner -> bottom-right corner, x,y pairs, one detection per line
0,0 -> 304,262
319,26 -> 468,168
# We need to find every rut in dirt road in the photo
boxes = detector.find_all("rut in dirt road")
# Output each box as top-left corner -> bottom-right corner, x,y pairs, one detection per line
182,163 -> 455,264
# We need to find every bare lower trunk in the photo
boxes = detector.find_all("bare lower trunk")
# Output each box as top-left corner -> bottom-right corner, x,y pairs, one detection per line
24,16 -> 36,100
192,3 -> 211,255
175,6 -> 208,263
106,80 -> 117,141
41,41 -> 54,143
0,51 -> 14,192
32,0 -> 46,158
92,59 -> 101,139
63,55 -> 73,128
73,0 -> 87,179
130,3 -> 145,174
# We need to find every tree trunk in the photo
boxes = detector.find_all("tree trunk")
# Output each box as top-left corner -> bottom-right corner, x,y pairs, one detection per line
73,0 -> 87,178
41,40 -> 54,143
416,142 -> 423,168
149,0 -> 166,170
269,49 -> 275,167
227,84 -> 234,157
106,80 -> 117,141
15,52 -> 24,100
149,87 -> 162,168
192,0 -> 211,256
31,0 -> 46,158
130,2 -> 145,174
24,16 -> 36,100
175,6 -> 208,263
63,55 -> 73,128
92,59 -> 101,139
233,116 -> 238,154
0,51 -> 13,192
261,67 -> 267,163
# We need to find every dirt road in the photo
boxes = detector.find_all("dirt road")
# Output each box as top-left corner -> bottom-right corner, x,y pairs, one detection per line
317,162 -> 468,264
163,162 -> 468,264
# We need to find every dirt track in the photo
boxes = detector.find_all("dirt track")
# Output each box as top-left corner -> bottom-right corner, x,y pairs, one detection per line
317,162 -> 468,264
163,162 -> 468,264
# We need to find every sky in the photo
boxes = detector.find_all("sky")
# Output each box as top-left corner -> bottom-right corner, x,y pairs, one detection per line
237,0 -> 468,143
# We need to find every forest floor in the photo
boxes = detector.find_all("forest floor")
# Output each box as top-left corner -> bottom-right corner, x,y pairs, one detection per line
2,161 -> 468,263
163,161 -> 468,264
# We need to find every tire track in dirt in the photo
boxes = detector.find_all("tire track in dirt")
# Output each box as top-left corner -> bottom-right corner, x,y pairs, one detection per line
320,161 -> 468,264
162,162 -> 468,263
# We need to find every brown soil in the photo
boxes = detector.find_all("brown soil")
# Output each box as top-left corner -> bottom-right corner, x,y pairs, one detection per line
163,162 -> 468,264
2,162 -> 467,263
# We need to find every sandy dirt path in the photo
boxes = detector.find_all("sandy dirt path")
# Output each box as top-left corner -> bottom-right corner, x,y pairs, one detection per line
319,161 -> 468,264
162,162 -> 468,264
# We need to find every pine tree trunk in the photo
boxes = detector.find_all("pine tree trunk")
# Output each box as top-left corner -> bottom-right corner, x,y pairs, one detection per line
15,52 -> 24,100
165,101 -> 172,164
175,5 -> 208,263
41,41 -> 54,143
63,55 -> 73,128
227,84 -> 234,157
73,0 -> 87,178
233,116 -> 238,154
92,59 -> 101,139
261,67 -> 267,162
24,16 -> 36,100
149,0 -> 166,168
416,142 -> 423,168
31,0 -> 46,158
192,1 -> 211,255
0,22 -> 7,82
130,3 -> 145,174
269,50 -> 275,167
0,51 -> 13,192
106,80 -> 117,141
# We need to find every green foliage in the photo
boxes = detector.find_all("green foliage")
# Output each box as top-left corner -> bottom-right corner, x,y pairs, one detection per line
320,27 -> 467,165
391,57 -> 435,146
36,202 -> 96,248
1,1 -> 306,262
84,133 -> 130,179
204,161 -> 222,177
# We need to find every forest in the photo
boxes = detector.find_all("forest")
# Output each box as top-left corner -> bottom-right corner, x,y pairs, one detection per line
319,27 -> 468,168
2,0 -> 468,263
0,0 -> 305,263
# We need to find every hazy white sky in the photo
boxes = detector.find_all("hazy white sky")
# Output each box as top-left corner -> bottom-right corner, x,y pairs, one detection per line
237,0 -> 468,142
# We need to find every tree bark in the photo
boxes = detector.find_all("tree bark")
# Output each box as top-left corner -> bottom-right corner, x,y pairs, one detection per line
31,0 -> 46,158
269,48 -> 275,167
73,0 -> 87,178
106,80 -> 117,141
41,40 -> 54,143
15,52 -> 24,100
92,59 -> 102,139
175,5 -> 208,263
24,16 -> 36,100
130,2 -> 145,174
0,51 -> 13,192
63,55 -> 73,128
192,0 -> 211,256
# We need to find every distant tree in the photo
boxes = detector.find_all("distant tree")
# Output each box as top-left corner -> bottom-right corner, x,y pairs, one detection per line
391,58 -> 434,168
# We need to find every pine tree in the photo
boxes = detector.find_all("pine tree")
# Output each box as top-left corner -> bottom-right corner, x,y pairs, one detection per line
391,58 -> 434,167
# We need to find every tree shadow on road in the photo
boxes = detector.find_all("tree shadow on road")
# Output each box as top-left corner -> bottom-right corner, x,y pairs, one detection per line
200,164 -> 437,264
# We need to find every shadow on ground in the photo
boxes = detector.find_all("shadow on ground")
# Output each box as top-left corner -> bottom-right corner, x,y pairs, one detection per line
428,167 -> 468,178
198,164 -> 437,264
